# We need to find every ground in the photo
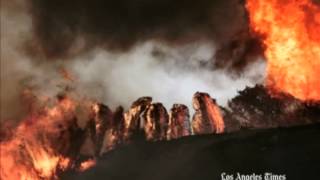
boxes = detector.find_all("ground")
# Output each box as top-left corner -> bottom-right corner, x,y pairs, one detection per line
62,123 -> 320,180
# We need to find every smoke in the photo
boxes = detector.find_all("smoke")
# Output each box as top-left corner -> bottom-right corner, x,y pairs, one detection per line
28,0 -> 249,59
1,0 -> 33,121
1,0 -> 266,121
67,42 -> 265,110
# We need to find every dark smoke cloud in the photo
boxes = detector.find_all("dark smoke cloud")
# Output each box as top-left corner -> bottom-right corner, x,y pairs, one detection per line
1,0 -> 266,122
28,0 -> 257,62
214,33 -> 263,72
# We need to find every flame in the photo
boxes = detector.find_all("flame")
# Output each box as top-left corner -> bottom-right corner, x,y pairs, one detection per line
27,148 -> 60,178
0,88 -> 228,179
79,159 -> 96,172
246,0 -> 320,100
0,95 -> 93,180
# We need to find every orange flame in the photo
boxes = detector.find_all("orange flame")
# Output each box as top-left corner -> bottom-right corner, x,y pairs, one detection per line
246,0 -> 320,100
79,159 -> 96,172
0,96 -> 85,180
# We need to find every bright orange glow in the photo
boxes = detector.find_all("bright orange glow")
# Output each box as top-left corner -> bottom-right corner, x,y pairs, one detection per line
246,0 -> 320,100
0,95 -> 92,180
79,159 -> 96,172
59,158 -> 71,170
27,147 -> 60,178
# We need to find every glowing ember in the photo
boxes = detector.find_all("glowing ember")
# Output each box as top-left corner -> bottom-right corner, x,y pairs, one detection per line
246,0 -> 320,101
79,159 -> 96,172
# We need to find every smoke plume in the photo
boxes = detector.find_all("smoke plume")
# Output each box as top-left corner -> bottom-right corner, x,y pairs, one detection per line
67,42 -> 265,110
28,0 -> 248,59
1,0 -> 266,121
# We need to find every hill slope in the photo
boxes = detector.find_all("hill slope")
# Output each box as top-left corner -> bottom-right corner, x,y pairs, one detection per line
62,124 -> 320,180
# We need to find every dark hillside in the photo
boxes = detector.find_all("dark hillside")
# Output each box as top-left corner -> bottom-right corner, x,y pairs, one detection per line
62,124 -> 320,180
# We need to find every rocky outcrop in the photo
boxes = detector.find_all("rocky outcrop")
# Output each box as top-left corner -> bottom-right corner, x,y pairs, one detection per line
168,104 -> 191,139
72,86 -> 320,158
123,97 -> 152,141
112,106 -> 125,144
143,103 -> 169,141
192,92 -> 225,135
93,104 -> 114,155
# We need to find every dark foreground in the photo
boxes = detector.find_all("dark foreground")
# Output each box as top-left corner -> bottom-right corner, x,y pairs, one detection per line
62,124 -> 320,180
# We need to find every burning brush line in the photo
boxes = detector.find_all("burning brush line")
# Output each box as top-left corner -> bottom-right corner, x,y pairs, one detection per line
0,89 -> 220,180
1,85 -> 320,180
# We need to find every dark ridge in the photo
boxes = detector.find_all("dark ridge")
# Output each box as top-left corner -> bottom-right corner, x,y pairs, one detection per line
61,123 -> 320,180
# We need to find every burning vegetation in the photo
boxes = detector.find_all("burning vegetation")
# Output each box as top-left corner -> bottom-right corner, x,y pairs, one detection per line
246,0 -> 320,101
1,84 -> 319,180
0,88 -> 221,179
1,0 -> 320,179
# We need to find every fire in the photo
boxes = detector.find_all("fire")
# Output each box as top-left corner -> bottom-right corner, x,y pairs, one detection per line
0,94 -> 93,180
79,159 -> 96,172
27,148 -> 59,177
246,0 -> 320,101
0,83 -> 229,179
